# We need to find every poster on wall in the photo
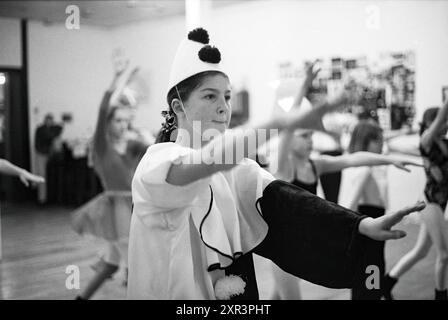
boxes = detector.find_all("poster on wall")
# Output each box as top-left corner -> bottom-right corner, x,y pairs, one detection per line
274,51 -> 416,131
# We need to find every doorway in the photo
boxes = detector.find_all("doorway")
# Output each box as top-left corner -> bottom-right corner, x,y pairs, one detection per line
0,69 -> 32,202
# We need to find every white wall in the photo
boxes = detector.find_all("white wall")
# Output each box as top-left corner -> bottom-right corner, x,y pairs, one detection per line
0,18 -> 21,68
209,0 -> 448,126
27,21 -> 113,163
107,0 -> 448,135
109,15 -> 186,134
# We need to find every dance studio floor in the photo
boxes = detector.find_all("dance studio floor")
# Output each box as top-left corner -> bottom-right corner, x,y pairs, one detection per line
0,201 -> 439,300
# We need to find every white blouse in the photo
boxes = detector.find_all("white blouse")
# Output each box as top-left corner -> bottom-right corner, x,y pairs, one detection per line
127,142 -> 275,299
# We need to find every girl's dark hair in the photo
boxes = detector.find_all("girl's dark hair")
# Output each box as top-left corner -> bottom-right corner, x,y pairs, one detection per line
155,70 -> 227,143
419,107 -> 439,136
348,120 -> 383,153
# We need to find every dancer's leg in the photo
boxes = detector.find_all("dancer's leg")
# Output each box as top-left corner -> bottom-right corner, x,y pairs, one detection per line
383,217 -> 432,299
77,243 -> 120,299
421,204 -> 448,294
389,223 -> 432,279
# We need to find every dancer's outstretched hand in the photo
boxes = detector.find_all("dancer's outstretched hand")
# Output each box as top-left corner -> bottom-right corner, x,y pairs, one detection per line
358,201 -> 426,241
19,170 -> 45,187
391,159 -> 424,172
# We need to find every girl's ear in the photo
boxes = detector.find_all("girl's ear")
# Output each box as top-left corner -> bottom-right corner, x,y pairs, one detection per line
171,99 -> 184,116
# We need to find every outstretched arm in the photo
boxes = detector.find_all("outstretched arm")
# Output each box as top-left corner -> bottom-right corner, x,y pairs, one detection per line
359,201 -> 426,240
0,159 -> 45,187
313,151 -> 423,176
254,179 -> 425,288
166,84 -> 359,186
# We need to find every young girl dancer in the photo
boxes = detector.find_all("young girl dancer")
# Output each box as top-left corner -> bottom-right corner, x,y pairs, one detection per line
268,64 -> 421,300
383,101 -> 448,300
72,63 -> 148,299
127,28 -> 425,300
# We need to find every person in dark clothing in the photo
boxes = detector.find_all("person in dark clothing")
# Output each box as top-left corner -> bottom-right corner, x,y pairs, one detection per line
34,113 -> 62,204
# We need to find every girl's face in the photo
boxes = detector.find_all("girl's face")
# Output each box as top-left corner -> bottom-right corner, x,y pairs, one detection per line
109,108 -> 131,139
366,135 -> 384,154
291,130 -> 314,158
181,74 -> 232,135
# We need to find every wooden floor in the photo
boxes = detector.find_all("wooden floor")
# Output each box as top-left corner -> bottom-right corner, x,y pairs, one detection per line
0,201 -> 440,300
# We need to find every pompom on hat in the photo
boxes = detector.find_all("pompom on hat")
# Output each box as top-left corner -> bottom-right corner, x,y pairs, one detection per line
167,28 -> 227,95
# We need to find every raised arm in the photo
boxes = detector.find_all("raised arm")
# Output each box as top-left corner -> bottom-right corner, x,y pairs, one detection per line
420,99 -> 448,152
313,151 -> 422,175
92,64 -> 139,158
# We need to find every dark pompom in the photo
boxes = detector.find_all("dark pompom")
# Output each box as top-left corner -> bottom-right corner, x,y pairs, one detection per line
198,45 -> 221,63
188,28 -> 209,44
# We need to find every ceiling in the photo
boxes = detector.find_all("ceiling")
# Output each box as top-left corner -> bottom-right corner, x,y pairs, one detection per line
0,0 -> 248,28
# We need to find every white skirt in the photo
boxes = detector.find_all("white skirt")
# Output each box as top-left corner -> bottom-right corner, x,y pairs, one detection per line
71,191 -> 132,241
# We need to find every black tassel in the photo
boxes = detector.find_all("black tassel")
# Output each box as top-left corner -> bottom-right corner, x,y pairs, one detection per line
188,28 -> 209,44
198,45 -> 221,64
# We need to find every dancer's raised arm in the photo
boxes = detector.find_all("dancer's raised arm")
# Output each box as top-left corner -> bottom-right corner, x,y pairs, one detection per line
92,64 -> 138,159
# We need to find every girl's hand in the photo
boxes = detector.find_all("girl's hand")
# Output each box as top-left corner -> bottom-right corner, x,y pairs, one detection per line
109,62 -> 139,93
391,159 -> 424,172
320,80 -> 361,115
358,201 -> 426,241
109,65 -> 140,105
19,170 -> 45,187
303,60 -> 321,89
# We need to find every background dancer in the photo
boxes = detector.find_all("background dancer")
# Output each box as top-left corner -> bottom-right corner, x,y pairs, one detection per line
72,62 -> 148,300
383,100 -> 448,300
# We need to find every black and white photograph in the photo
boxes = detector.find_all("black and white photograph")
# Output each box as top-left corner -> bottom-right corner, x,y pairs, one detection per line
0,0 -> 448,305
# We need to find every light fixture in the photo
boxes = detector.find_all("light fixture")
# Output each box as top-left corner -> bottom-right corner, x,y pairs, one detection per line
0,73 -> 6,85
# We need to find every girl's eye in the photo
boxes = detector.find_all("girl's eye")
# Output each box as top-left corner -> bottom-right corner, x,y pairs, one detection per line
204,94 -> 215,100
225,96 -> 231,101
